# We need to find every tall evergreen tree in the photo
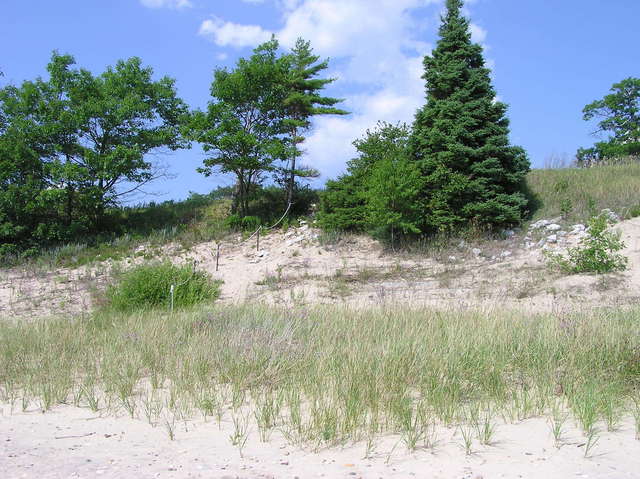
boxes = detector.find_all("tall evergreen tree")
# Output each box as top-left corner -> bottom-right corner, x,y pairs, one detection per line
409,0 -> 530,233
281,38 -> 348,207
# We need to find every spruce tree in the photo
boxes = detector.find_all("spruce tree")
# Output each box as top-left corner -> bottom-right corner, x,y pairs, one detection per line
409,0 -> 530,233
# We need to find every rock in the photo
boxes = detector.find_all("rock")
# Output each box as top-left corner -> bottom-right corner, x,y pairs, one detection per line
257,250 -> 268,258
503,229 -> 516,238
546,234 -> 558,243
545,223 -> 562,232
601,208 -> 620,222
500,251 -> 512,258
557,230 -> 567,237
472,248 -> 482,256
536,238 -> 546,248
448,256 -> 457,262
530,219 -> 550,230
285,236 -> 304,247
458,240 -> 466,248
525,241 -> 535,249
571,224 -> 586,233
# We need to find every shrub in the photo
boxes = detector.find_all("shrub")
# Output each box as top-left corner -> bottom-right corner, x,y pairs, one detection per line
106,262 -> 221,312
546,214 -> 628,274
628,204 -> 640,218
241,216 -> 261,231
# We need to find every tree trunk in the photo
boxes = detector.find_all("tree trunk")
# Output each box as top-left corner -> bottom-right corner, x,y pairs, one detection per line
287,127 -> 297,207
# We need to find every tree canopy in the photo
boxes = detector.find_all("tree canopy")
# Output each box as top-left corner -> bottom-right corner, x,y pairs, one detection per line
577,77 -> 640,166
0,52 -> 188,254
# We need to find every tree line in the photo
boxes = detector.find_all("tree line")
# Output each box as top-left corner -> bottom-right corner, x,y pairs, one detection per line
0,37 -> 345,257
2,0 -> 638,257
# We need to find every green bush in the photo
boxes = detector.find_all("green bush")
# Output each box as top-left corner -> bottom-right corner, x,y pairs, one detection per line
546,215 -> 628,274
628,204 -> 640,218
106,262 -> 221,312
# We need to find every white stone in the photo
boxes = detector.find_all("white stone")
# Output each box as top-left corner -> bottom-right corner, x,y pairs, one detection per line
601,208 -> 620,222
448,256 -> 457,262
503,229 -> 516,238
500,251 -> 512,258
546,234 -> 558,243
546,223 -> 562,232
530,220 -> 550,230
472,248 -> 482,256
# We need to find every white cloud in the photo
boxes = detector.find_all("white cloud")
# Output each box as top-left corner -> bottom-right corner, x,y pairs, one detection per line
140,0 -> 192,9
470,23 -> 487,44
199,17 -> 272,48
198,0 -> 493,179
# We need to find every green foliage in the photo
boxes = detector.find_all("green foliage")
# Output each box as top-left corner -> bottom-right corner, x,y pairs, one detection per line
187,37 -> 344,218
319,122 -> 421,243
280,38 -> 348,205
546,215 -> 628,274
187,38 -> 288,218
628,204 -> 640,218
577,77 -> 640,166
0,51 -> 188,254
408,0 -> 530,233
106,262 -> 221,312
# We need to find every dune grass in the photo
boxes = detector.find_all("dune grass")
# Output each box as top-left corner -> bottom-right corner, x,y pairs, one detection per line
1,304 -> 639,453
526,162 -> 640,223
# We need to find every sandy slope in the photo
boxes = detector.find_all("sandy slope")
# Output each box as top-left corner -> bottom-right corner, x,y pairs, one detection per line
1,219 -> 640,478
5,217 -> 638,319
2,402 -> 640,479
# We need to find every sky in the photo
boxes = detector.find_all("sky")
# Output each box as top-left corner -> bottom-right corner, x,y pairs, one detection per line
1,0 -> 639,203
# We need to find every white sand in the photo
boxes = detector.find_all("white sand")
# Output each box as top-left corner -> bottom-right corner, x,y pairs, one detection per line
2,402 -> 640,479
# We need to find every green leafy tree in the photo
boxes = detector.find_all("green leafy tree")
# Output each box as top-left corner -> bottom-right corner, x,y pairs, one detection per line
188,38 -> 288,217
0,52 -> 188,255
577,77 -> 640,166
281,38 -> 348,207
319,122 -> 421,244
409,0 -> 530,233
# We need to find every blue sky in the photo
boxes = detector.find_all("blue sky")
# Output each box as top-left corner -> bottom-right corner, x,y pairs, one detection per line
2,0 -> 639,202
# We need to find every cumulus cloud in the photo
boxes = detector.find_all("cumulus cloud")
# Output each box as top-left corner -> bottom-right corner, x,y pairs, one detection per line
198,0 -> 488,179
199,17 -> 272,47
140,0 -> 192,9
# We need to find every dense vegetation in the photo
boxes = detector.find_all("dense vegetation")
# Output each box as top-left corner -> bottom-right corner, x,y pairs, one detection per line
1,0 -> 638,262
0,39 -> 342,259
318,0 -> 530,243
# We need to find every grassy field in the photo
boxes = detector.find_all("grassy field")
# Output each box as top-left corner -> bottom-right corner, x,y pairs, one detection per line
1,305 -> 639,454
526,162 -> 640,223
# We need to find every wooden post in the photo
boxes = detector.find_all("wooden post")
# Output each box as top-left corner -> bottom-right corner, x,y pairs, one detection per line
256,227 -> 260,251
216,243 -> 220,271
